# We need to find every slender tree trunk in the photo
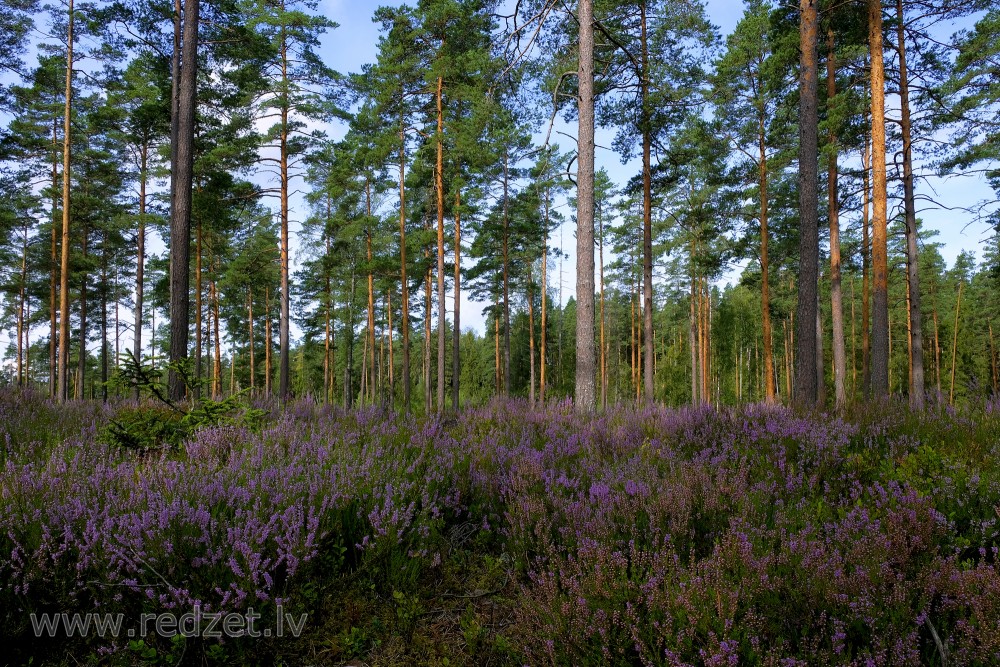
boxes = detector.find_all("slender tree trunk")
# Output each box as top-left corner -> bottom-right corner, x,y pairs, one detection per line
528,267 -> 536,406
76,224 -> 88,400
398,115 -> 411,411
278,15 -> 291,401
247,288 -> 255,393
640,0 -> 654,402
702,277 -> 710,404
989,321 -> 998,395
850,273 -> 857,396
168,0 -> 198,401
452,189 -> 461,410
895,0 -> 925,408
540,186 -> 549,403
933,301 -> 941,396
323,230 -> 332,403
785,317 -> 793,400
869,0 -> 890,398
17,225 -> 28,386
56,0 -> 74,402
862,129 -> 872,396
101,250 -> 108,401
816,289 -> 825,406
435,75 -> 446,412
388,289 -> 395,401
502,152 -> 511,397
759,117 -> 776,403
134,143 -> 147,398
366,179 -> 375,403
265,286 -> 272,395
211,268 -> 221,399
599,205 -> 606,409
827,29 -> 847,410
795,0 -> 820,408
949,280 -> 962,405
905,262 -> 913,392
424,251 -> 432,412
50,122 -> 59,396
195,218 -> 202,399
345,267 -> 356,408
494,304 -> 501,394
690,272 -> 699,406
631,274 -> 637,396
574,0 -> 597,412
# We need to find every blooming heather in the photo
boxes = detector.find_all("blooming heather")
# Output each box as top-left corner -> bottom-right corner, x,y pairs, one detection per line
1,388 -> 998,664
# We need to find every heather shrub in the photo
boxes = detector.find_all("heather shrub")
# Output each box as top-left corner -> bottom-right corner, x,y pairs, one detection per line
1,392 -> 999,665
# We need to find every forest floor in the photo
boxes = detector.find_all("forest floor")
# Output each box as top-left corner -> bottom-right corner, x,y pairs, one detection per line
1,388 -> 999,666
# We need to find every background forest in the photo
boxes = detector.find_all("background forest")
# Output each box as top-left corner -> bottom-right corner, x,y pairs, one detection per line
0,0 -> 999,412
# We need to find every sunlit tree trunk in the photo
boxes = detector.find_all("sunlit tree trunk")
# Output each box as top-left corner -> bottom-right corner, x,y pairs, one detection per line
435,75 -> 446,412
574,0 -> 597,412
827,28 -> 847,410
869,0 -> 890,398
278,11 -> 291,401
57,0 -> 74,402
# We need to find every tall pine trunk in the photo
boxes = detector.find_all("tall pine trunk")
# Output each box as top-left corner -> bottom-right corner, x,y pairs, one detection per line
134,143 -> 147,398
869,0 -> 890,398
599,204 -> 606,409
827,29 -> 847,410
57,0 -> 74,402
574,0 -> 597,413
896,0 -> 924,408
278,13 -> 291,401
76,223 -> 88,400
640,0 -> 654,402
794,0 -> 820,408
502,152 -> 511,397
862,128 -> 872,396
194,218 -> 202,399
50,121 -> 59,397
247,288 -> 255,392
168,0 -> 198,401
435,76 -> 446,412
398,115 -> 411,410
540,186 -> 549,403
366,179 -> 375,403
759,115 -> 776,403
